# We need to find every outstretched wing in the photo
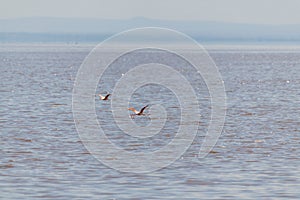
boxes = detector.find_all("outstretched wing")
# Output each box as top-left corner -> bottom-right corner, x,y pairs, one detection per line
103,94 -> 111,100
139,105 -> 149,114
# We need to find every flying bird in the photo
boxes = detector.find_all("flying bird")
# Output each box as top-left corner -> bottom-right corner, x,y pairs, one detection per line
128,105 -> 149,118
98,93 -> 111,100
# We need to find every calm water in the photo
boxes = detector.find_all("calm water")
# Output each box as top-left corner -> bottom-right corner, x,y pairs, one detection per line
1,44 -> 299,199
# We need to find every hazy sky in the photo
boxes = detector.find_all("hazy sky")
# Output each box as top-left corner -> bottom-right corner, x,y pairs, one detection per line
1,0 -> 300,24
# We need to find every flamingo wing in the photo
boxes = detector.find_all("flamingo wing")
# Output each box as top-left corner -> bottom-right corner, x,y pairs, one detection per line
139,105 -> 149,114
104,94 -> 111,100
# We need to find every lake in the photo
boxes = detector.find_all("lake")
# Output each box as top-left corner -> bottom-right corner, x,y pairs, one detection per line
0,44 -> 299,199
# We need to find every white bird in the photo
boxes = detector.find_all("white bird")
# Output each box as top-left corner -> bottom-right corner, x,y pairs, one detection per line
98,93 -> 111,100
128,105 -> 149,118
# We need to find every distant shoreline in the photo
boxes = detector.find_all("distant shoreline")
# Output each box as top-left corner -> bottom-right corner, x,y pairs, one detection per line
2,17 -> 300,44
2,32 -> 300,45
2,42 -> 300,55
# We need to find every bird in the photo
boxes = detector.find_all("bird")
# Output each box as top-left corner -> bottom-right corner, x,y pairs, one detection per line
128,105 -> 149,118
98,93 -> 111,100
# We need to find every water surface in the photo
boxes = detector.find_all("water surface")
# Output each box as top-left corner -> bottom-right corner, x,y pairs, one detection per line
0,44 -> 299,199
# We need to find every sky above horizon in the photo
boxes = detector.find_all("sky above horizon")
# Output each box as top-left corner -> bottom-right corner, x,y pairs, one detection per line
1,0 -> 300,25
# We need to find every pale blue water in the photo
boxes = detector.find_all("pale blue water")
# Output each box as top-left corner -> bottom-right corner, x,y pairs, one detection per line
0,44 -> 299,199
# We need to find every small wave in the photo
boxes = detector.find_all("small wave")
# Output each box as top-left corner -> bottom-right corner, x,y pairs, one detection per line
15,138 -> 32,142
0,163 -> 14,169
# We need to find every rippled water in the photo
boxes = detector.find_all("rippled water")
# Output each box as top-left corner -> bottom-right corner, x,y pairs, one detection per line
1,44 -> 299,199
